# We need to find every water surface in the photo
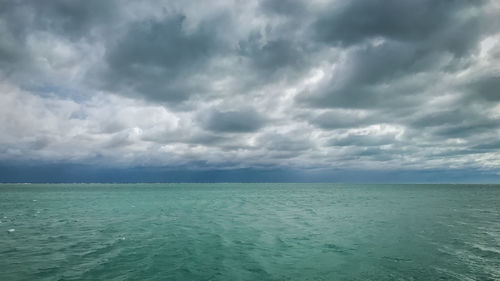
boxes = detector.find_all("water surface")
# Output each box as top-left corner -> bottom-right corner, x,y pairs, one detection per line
1,183 -> 499,280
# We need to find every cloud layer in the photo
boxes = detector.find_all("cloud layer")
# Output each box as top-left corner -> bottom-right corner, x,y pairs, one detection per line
1,0 -> 499,180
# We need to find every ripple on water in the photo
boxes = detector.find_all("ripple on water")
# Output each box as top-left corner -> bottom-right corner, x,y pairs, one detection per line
0,183 -> 499,280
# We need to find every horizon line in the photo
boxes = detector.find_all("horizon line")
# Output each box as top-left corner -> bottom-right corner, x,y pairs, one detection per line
1,182 -> 499,185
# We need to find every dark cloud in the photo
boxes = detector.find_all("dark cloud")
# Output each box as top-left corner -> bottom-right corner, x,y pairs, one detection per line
238,36 -> 304,75
297,40 -> 435,108
256,132 -> 312,152
0,0 -> 116,58
467,75 -> 500,101
98,14 -> 223,103
329,133 -> 397,147
28,0 -> 116,38
471,141 -> 500,150
259,0 -> 307,16
310,110 -> 374,129
354,147 -> 396,162
0,0 -> 118,97
313,0 -> 486,50
0,0 -> 499,180
408,108 -> 499,138
299,0 -> 491,109
431,121 -> 499,139
410,110 -> 470,128
234,32 -> 315,93
199,107 -> 267,133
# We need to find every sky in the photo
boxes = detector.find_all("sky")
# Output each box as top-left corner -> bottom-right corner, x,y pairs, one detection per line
0,0 -> 500,183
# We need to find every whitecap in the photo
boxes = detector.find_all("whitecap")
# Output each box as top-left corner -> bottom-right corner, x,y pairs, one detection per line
7,228 -> 15,233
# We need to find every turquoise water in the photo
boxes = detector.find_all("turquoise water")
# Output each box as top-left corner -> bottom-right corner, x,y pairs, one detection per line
0,184 -> 499,280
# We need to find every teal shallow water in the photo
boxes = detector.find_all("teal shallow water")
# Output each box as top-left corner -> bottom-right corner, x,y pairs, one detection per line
0,183 -> 499,280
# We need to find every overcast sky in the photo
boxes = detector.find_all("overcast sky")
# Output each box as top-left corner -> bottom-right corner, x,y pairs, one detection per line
1,0 -> 499,182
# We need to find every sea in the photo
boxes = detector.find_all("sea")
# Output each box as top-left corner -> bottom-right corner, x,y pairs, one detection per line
0,183 -> 499,280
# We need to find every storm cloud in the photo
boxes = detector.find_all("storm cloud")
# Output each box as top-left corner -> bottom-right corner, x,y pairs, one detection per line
0,0 -> 499,181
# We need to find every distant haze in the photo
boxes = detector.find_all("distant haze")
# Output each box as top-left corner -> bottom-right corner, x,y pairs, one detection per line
0,0 -> 499,182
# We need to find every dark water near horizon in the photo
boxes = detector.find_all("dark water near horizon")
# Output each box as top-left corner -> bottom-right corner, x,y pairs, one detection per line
0,183 -> 499,280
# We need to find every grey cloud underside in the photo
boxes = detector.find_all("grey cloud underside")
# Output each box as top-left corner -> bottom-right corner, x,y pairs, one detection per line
0,0 -> 499,174
199,108 -> 267,133
468,75 -> 500,101
329,133 -> 397,147
301,0 -> 490,109
100,15 -> 222,103
313,0 -> 486,48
